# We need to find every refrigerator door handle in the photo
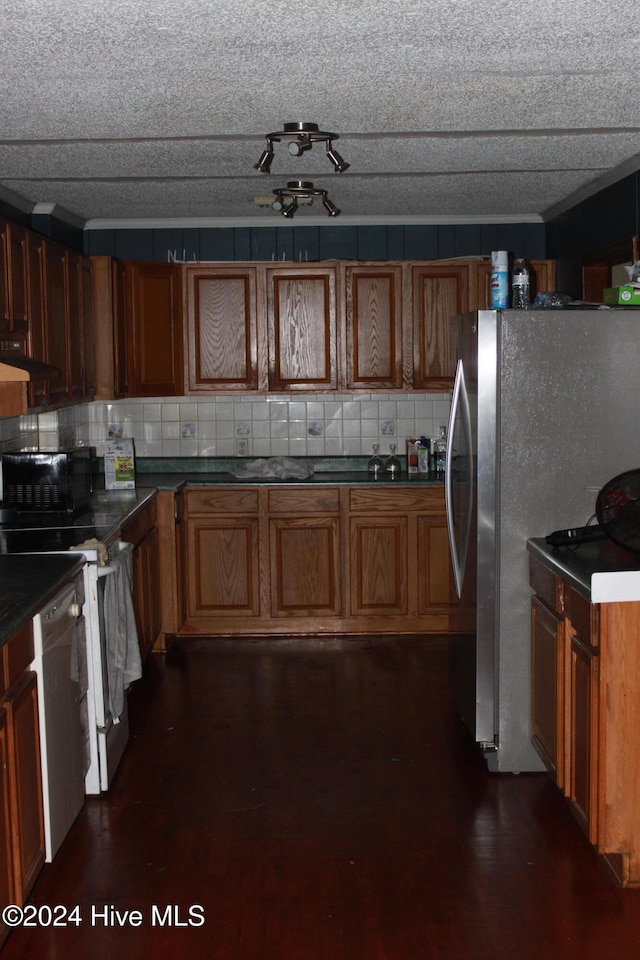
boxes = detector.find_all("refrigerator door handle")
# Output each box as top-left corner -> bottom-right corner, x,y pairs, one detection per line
446,358 -> 472,598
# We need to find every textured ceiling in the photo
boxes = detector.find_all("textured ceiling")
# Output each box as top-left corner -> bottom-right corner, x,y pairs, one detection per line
1,0 -> 639,226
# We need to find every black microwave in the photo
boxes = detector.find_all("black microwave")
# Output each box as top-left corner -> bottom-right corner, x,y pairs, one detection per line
1,448 -> 95,513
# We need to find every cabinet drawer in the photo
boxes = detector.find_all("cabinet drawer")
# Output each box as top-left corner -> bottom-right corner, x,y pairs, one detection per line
121,496 -> 157,548
349,486 -> 444,514
2,622 -> 34,690
529,555 -> 564,614
566,586 -> 598,649
186,488 -> 259,515
268,487 -> 340,514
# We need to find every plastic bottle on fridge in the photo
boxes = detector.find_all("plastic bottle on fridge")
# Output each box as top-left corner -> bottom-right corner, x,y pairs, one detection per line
490,250 -> 509,308
511,258 -> 531,309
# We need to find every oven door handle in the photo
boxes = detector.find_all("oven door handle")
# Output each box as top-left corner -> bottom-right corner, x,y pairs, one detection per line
97,564 -> 116,578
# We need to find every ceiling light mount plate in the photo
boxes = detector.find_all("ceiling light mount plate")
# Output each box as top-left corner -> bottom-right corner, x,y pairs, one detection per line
271,180 -> 340,219
255,121 -> 350,173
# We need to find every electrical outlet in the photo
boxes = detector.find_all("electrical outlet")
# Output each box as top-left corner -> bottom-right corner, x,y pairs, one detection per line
236,438 -> 249,457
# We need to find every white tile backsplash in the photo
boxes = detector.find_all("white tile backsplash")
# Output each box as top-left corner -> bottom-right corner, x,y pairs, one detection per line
0,392 -> 452,458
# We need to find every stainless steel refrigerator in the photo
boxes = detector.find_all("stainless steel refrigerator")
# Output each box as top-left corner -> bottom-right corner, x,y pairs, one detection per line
445,308 -> 640,773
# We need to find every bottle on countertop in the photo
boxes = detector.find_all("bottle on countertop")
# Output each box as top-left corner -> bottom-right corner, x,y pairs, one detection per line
407,439 -> 419,474
418,437 -> 430,474
385,443 -> 401,478
367,442 -> 385,477
511,258 -> 531,309
434,425 -> 447,474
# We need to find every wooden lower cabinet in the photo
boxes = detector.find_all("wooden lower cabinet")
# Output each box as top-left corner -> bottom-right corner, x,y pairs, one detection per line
188,517 -> 260,617
184,488 -> 261,622
4,671 -> 45,903
270,517 -> 342,618
179,483 -> 456,636
121,495 -> 162,661
530,554 -> 640,886
0,707 -> 15,950
1,621 -> 45,932
156,489 -> 187,645
350,515 -> 408,616
531,595 -> 564,781
568,632 -> 599,843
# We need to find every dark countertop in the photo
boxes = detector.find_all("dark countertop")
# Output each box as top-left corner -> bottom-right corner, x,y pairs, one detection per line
130,456 -> 444,490
134,470 -> 443,491
0,553 -> 87,650
528,536 -> 640,602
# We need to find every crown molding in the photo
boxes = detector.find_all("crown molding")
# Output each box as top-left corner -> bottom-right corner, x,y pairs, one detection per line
84,212 -> 544,230
31,202 -> 87,230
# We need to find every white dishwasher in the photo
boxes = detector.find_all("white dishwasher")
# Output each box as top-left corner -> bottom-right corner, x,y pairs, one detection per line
31,570 -> 87,861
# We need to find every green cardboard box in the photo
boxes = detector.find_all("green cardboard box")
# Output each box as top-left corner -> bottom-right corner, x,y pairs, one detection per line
603,285 -> 640,305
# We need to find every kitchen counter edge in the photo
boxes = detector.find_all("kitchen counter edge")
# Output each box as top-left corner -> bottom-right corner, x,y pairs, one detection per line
527,537 -> 640,603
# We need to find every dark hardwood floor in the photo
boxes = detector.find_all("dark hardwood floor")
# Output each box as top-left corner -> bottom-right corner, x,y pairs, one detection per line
3,635 -> 640,959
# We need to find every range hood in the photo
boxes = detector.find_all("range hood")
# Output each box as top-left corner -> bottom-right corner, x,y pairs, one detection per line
0,354 -> 59,381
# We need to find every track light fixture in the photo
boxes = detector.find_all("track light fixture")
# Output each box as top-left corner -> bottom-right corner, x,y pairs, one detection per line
255,145 -> 275,173
271,181 -> 341,219
255,122 -> 350,174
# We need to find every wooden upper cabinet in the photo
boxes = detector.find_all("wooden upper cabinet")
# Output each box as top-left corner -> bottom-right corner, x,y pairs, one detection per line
44,240 -> 71,405
471,258 -> 557,310
345,264 -> 403,390
126,262 -> 183,397
412,263 -> 468,389
185,266 -> 259,392
0,221 -> 8,329
93,255 -> 128,400
0,219 -> 29,337
80,256 -> 96,400
112,259 -> 128,397
267,265 -> 338,391
26,233 -> 48,409
66,252 -> 85,401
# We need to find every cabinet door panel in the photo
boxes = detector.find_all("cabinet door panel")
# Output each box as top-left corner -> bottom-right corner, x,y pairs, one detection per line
187,268 -> 258,391
113,260 -> 128,397
27,235 -> 48,408
531,596 -> 564,780
412,265 -> 467,389
4,671 -> 45,904
44,241 -> 71,404
66,252 -> 84,400
268,268 -> 337,390
569,634 -> 599,843
350,516 -> 408,616
8,223 -> 28,333
417,518 -> 455,612
81,256 -> 96,399
346,266 -> 402,389
270,517 -> 341,617
131,526 -> 162,661
187,518 -> 260,617
127,263 -> 183,396
0,221 -> 9,329
0,709 -> 15,945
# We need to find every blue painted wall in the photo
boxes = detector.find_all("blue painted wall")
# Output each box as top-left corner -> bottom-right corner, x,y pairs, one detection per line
546,171 -> 640,259
83,221 -> 547,263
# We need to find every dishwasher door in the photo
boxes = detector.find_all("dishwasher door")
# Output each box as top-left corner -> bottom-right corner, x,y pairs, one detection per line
32,573 -> 86,861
